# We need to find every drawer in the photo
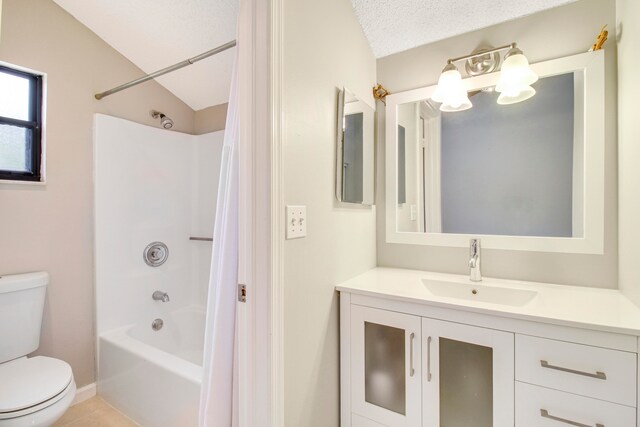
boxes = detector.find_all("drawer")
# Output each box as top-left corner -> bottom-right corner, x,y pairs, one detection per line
516,335 -> 637,406
516,382 -> 636,427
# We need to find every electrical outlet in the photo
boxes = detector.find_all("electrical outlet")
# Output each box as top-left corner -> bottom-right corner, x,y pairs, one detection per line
286,205 -> 307,239
410,204 -> 417,221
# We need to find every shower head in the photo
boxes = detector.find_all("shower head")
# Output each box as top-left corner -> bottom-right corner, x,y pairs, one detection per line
150,110 -> 174,129
161,115 -> 174,129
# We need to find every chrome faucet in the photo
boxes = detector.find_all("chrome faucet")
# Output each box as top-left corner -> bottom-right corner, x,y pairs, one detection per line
469,238 -> 482,282
152,291 -> 170,302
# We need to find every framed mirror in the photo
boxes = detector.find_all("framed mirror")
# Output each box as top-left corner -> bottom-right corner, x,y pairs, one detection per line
337,88 -> 375,205
385,51 -> 604,253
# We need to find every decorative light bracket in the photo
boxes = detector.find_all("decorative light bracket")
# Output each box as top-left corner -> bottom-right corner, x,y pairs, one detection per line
446,43 -> 517,77
465,48 -> 501,76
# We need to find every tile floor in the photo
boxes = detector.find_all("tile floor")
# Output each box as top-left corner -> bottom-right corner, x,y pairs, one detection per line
54,397 -> 138,426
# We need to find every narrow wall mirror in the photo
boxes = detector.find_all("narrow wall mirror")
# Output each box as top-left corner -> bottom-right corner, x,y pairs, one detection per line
385,51 -> 604,253
337,88 -> 375,205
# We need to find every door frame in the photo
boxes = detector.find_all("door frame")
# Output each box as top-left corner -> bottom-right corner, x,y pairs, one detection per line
237,0 -> 284,425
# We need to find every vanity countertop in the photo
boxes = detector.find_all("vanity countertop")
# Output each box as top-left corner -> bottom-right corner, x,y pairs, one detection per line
336,267 -> 640,336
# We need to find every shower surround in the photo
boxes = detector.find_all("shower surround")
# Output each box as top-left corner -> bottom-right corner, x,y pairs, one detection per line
93,114 -> 223,426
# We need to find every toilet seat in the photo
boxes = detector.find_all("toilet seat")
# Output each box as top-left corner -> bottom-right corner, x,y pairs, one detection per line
0,356 -> 73,419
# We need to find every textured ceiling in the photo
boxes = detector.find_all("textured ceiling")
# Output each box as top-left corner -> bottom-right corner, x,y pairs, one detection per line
53,0 -> 237,110
350,0 -> 578,58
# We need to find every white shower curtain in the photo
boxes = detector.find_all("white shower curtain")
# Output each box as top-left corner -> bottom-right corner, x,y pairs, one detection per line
199,50 -> 240,426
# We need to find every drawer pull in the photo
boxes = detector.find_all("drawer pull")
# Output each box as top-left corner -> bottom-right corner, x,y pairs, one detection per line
409,332 -> 415,377
426,336 -> 432,382
540,409 -> 604,427
540,360 -> 607,380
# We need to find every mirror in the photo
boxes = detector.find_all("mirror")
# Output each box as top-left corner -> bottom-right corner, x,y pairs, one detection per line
385,52 -> 605,253
337,88 -> 375,205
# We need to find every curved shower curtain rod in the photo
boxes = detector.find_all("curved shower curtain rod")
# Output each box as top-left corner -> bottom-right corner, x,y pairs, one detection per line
94,39 -> 237,100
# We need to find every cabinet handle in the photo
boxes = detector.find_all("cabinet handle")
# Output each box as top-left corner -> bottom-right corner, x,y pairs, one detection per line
409,332 -> 415,377
540,360 -> 607,380
540,409 -> 604,427
426,336 -> 432,382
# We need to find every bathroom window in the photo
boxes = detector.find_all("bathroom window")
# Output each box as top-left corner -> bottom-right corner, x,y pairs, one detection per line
0,64 -> 44,182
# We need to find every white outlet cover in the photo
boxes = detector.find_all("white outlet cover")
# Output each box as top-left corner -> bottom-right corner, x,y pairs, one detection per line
286,205 -> 307,239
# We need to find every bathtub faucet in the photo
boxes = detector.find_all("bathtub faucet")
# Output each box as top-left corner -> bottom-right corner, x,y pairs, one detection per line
152,291 -> 170,303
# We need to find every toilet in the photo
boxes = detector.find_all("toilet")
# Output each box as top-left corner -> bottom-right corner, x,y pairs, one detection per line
0,272 -> 76,427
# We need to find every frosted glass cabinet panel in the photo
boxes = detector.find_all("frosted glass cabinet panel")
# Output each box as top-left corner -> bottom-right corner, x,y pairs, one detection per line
351,306 -> 422,426
364,322 -> 406,414
422,319 -> 514,427
439,338 -> 493,426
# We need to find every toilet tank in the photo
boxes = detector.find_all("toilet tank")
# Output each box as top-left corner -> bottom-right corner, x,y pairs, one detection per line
0,272 -> 48,364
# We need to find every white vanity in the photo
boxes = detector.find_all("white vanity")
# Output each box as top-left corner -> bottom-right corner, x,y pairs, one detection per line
335,35 -> 632,427
338,268 -> 640,427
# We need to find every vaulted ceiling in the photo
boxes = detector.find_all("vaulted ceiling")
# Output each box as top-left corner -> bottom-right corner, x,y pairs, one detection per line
52,0 -> 577,110
53,0 -> 238,111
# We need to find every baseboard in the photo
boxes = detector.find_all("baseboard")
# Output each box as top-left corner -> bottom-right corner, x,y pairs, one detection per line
72,382 -> 97,406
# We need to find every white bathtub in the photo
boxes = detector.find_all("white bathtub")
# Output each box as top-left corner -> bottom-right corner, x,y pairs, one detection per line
98,306 -> 205,426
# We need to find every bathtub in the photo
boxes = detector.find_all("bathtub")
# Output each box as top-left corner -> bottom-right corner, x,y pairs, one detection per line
98,306 -> 205,426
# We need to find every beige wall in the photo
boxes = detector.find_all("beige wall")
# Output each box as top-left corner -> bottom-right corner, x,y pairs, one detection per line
376,0 -> 619,288
0,0 -> 197,387
282,0 -> 377,424
195,103 -> 228,134
617,0 -> 640,305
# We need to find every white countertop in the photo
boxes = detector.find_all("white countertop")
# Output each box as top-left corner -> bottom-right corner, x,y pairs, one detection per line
336,267 -> 640,336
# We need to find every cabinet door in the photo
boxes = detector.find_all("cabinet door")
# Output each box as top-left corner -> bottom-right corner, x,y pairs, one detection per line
422,319 -> 514,427
351,305 -> 422,426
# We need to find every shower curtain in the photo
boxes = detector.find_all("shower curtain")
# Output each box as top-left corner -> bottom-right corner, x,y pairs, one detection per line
199,49 -> 240,426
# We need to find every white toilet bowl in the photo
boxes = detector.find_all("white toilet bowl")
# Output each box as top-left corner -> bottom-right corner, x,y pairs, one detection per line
0,356 -> 76,427
0,273 -> 76,426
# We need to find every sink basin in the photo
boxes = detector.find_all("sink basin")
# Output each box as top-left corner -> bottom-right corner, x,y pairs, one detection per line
422,279 -> 538,307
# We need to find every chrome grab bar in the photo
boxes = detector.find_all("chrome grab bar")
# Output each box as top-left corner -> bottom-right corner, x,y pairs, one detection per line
189,237 -> 213,242
540,409 -> 604,427
540,360 -> 607,380
409,333 -> 415,377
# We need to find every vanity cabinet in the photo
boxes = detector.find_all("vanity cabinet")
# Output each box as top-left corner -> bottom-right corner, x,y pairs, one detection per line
422,319 -> 514,427
339,269 -> 640,427
350,306 -> 422,426
348,305 -> 514,427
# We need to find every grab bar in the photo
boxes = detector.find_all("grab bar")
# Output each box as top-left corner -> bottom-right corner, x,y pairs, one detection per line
189,237 -> 213,242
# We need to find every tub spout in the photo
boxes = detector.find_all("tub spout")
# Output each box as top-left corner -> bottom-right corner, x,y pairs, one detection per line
152,291 -> 170,302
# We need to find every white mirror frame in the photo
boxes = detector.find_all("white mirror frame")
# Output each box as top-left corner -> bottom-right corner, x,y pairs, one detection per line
385,51 -> 605,254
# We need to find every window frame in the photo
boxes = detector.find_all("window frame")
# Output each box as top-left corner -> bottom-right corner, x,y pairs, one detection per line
0,64 -> 44,182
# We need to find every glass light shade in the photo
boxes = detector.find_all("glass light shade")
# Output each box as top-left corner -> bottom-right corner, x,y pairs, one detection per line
440,94 -> 472,112
497,85 -> 536,105
432,67 -> 472,112
495,53 -> 538,94
432,68 -> 464,102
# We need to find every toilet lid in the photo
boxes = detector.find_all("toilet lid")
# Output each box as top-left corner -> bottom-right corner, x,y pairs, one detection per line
0,356 -> 73,413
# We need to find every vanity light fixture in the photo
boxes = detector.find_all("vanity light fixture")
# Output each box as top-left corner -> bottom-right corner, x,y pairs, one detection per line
432,43 -> 538,110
